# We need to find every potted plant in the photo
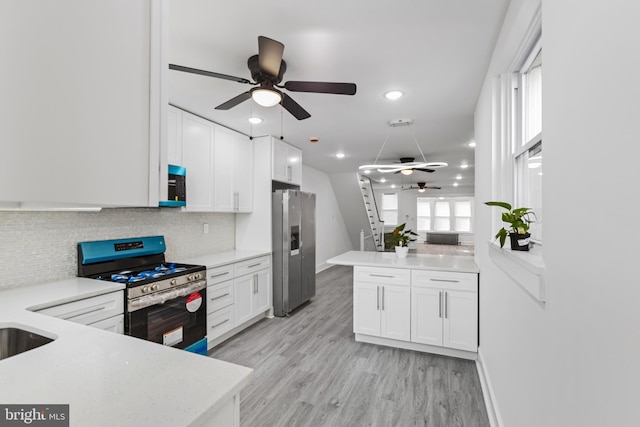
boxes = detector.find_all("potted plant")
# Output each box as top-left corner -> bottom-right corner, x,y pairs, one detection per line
485,201 -> 537,251
385,223 -> 418,258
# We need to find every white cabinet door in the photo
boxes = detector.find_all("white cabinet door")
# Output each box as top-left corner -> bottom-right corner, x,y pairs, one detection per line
254,269 -> 271,314
411,287 -> 443,346
271,138 -> 302,185
233,133 -> 253,212
353,282 -> 381,336
213,125 -> 236,212
380,285 -> 411,341
233,274 -> 254,326
442,290 -> 478,352
167,105 -> 183,166
0,1 -> 162,207
182,113 -> 214,211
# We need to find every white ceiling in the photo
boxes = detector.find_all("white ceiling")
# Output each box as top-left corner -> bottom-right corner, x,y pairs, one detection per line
168,0 -> 509,195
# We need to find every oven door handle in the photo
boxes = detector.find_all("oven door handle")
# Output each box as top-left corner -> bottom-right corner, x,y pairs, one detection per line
128,280 -> 206,312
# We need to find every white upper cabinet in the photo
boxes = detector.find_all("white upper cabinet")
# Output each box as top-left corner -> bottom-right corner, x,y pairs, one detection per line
178,109 -> 253,213
272,138 -> 302,185
0,0 -> 166,208
182,113 -> 215,211
213,126 -> 253,213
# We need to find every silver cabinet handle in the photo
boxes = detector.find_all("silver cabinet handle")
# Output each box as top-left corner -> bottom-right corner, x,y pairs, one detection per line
376,286 -> 380,310
209,271 -> 230,278
370,274 -> 394,278
438,291 -> 442,318
248,263 -> 261,268
444,292 -> 448,319
210,293 -> 230,301
381,286 -> 385,311
430,278 -> 460,283
287,165 -> 292,181
211,319 -> 230,329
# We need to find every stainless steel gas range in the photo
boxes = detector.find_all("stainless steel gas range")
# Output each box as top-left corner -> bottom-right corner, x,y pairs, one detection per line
77,236 -> 208,355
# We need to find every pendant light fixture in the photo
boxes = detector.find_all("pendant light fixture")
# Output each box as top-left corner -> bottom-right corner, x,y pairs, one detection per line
358,119 -> 448,174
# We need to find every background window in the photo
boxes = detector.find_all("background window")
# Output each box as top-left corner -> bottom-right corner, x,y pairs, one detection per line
382,193 -> 398,225
434,201 -> 451,231
417,198 -> 431,231
454,201 -> 472,232
514,43 -> 543,242
417,198 -> 474,233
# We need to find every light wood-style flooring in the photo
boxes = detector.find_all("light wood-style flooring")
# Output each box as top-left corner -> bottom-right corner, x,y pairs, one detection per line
210,265 -> 488,427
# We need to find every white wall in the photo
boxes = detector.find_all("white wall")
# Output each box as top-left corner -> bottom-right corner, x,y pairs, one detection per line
475,1 -> 640,426
301,165 -> 353,272
0,209 -> 235,291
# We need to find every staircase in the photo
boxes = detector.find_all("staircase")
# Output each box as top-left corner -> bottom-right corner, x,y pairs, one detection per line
329,172 -> 384,252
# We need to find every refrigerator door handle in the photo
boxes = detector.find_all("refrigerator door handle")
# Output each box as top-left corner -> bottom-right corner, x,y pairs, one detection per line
376,286 -> 380,310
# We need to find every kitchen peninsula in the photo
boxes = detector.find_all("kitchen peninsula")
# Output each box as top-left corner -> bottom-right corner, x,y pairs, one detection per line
327,251 -> 479,360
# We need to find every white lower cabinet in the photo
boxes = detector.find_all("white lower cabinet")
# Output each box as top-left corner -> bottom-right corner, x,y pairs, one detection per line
353,266 -> 478,359
411,270 -> 478,353
35,291 -> 124,334
353,267 -> 411,341
205,255 -> 272,350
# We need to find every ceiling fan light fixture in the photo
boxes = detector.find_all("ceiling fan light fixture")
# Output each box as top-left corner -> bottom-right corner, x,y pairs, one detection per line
418,188 -> 426,193
400,169 -> 413,175
251,87 -> 282,107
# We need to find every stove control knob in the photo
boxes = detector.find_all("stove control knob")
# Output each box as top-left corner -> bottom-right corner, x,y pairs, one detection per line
195,273 -> 201,280
187,275 -> 194,281
170,279 -> 177,286
151,284 -> 159,291
142,286 -> 149,294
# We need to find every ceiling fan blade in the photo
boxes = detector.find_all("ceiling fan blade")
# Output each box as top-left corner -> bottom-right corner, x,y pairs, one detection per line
215,91 -> 251,110
414,168 -> 436,173
169,64 -> 251,84
281,94 -> 311,120
284,81 -> 357,95
425,186 -> 442,190
258,36 -> 284,77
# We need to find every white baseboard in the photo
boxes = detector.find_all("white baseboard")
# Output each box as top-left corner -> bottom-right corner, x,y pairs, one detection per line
476,347 -> 503,427
316,261 -> 333,273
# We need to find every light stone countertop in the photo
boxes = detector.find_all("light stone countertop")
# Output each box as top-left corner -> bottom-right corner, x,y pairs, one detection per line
0,277 -> 253,426
327,250 -> 479,274
180,249 -> 271,268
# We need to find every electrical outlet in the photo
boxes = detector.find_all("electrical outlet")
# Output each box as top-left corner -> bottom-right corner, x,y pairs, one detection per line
203,223 -> 209,234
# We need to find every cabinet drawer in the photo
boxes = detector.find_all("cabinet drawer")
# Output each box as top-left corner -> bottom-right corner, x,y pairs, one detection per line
207,264 -> 234,285
234,255 -> 270,277
36,291 -> 124,326
89,314 -> 124,334
411,270 -> 477,292
354,266 -> 410,286
207,306 -> 234,341
207,283 -> 233,313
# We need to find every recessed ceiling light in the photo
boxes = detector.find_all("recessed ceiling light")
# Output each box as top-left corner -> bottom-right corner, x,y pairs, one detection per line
336,153 -> 346,159
460,164 -> 469,169
384,90 -> 403,101
391,184 -> 396,189
456,175 -> 462,180
468,141 -> 476,148
453,182 -> 459,187
248,116 -> 263,125
379,178 -> 386,183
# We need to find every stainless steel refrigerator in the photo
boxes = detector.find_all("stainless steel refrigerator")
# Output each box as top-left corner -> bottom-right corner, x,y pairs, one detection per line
272,189 -> 316,317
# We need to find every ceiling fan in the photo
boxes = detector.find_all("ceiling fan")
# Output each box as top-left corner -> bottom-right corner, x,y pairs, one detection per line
169,36 -> 357,120
402,182 -> 442,192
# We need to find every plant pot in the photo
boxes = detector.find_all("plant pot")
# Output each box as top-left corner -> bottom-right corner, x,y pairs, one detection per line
509,232 -> 531,251
395,246 -> 409,258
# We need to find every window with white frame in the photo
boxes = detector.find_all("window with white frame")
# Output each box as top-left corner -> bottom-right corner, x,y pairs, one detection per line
381,193 -> 398,226
513,37 -> 543,242
417,197 -> 474,232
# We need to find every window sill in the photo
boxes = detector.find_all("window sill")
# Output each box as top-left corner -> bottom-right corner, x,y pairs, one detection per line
487,241 -> 546,303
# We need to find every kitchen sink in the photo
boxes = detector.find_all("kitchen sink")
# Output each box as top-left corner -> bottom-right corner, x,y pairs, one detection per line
0,326 -> 55,361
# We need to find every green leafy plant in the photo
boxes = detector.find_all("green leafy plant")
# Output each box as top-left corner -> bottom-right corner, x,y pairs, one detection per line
385,223 -> 418,247
485,201 -> 537,248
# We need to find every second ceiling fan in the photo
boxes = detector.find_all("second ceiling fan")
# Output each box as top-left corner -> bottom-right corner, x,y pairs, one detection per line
169,36 -> 357,120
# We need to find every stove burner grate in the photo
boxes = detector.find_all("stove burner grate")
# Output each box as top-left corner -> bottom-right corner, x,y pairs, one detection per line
96,263 -> 189,283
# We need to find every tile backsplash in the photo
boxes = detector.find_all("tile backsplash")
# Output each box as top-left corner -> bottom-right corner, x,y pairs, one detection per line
0,208 -> 235,290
